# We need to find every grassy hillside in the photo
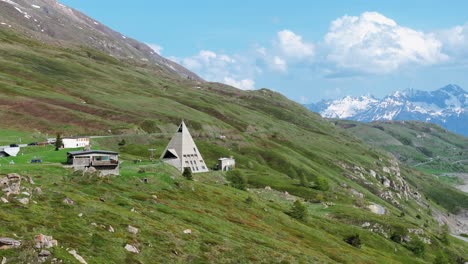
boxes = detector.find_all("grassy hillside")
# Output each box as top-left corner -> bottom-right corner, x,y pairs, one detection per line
1,27 -> 467,263
333,120 -> 468,173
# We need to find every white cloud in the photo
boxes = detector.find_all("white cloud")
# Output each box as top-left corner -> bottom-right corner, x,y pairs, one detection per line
272,56 -> 287,72
324,12 -> 448,74
223,77 -> 255,90
177,50 -> 256,90
276,30 -> 314,58
147,43 -> 163,55
438,23 -> 468,59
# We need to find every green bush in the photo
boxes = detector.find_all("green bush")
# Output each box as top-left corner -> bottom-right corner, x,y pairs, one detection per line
183,167 -> 193,180
314,176 -> 330,191
288,200 -> 307,221
407,238 -> 425,257
226,170 -> 248,190
344,234 -> 362,248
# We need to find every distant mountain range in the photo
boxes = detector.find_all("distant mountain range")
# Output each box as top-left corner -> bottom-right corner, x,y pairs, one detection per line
0,0 -> 201,81
306,84 -> 468,136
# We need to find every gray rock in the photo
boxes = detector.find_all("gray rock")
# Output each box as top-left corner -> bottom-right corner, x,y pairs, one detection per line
34,187 -> 43,195
1,257 -> 6,264
63,198 -> 75,205
127,225 -> 138,235
34,234 -> 58,249
108,225 -> 115,233
124,244 -> 139,254
0,237 -> 21,249
18,198 -> 29,205
39,250 -> 51,257
0,197 -> 8,203
68,249 -> 87,264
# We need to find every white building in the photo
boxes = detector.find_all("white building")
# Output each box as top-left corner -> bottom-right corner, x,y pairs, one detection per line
218,157 -> 235,171
160,121 -> 209,173
62,137 -> 90,149
0,147 -> 20,157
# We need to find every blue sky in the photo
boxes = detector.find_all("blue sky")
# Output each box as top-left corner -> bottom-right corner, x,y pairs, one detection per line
61,0 -> 468,103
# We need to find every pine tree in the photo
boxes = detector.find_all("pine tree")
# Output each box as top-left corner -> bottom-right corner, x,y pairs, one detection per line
182,167 -> 193,180
288,200 -> 307,221
55,133 -> 63,151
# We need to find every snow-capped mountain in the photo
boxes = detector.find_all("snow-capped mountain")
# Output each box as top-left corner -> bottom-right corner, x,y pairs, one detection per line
0,0 -> 202,81
306,84 -> 468,136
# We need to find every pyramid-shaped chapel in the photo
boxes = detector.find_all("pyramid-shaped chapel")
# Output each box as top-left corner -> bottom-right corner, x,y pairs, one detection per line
160,121 -> 209,173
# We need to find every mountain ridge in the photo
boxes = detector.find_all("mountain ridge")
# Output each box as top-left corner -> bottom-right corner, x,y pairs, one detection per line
0,0 -> 202,81
306,84 -> 468,136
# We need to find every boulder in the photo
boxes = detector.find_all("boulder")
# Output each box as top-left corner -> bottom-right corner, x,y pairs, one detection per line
18,198 -> 29,205
0,237 -> 21,249
38,250 -> 51,257
34,234 -> 58,249
1,257 -> 6,264
1,174 -> 21,197
63,198 -> 75,205
33,187 -> 43,195
68,249 -> 87,264
124,244 -> 139,254
127,225 -> 138,235
108,225 -> 115,233
264,186 -> 272,191
183,229 -> 192,234
0,197 -> 8,203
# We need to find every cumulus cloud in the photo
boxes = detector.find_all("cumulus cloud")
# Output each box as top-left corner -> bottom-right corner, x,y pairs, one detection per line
146,43 -> 163,55
438,23 -> 468,59
223,77 -> 255,90
272,56 -> 287,72
176,50 -> 255,90
324,12 -> 448,74
276,30 -> 315,59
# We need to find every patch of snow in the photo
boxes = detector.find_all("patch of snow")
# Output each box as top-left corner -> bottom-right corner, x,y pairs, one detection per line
31,4 -> 40,8
322,96 -> 378,119
13,6 -> 31,19
121,35 -> 127,39
0,0 -> 19,7
93,21 -> 99,25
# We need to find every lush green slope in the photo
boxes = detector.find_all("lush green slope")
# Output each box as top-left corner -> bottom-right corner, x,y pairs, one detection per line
333,120 -> 468,174
1,28 -> 467,263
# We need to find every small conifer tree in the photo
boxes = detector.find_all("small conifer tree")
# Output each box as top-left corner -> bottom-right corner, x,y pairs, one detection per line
55,133 -> 63,151
288,200 -> 307,221
182,167 -> 193,180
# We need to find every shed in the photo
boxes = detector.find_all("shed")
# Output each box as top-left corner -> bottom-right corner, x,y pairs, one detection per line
218,157 -> 235,171
67,150 -> 119,175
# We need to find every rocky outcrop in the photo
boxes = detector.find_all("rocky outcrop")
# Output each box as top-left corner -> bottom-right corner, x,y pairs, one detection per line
1,173 -> 22,198
0,237 -> 21,249
34,234 -> 58,249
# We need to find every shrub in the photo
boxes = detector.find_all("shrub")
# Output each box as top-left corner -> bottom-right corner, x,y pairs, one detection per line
118,139 -> 126,146
299,173 -> 308,187
314,176 -> 330,191
226,170 -> 247,190
287,167 -> 298,179
182,167 -> 193,180
288,200 -> 307,221
344,234 -> 362,248
245,196 -> 254,204
390,226 -> 407,243
407,238 -> 425,257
